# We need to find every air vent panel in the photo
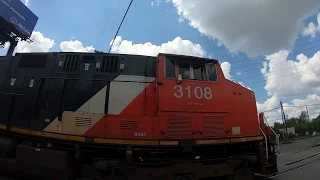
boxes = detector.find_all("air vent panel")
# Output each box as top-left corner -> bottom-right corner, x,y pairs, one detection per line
101,56 -> 118,73
62,55 -> 79,71
74,116 -> 91,127
120,120 -> 138,129
203,116 -> 225,138
166,115 -> 191,138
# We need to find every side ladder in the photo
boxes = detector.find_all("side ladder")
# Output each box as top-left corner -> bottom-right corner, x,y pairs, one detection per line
259,113 -> 279,175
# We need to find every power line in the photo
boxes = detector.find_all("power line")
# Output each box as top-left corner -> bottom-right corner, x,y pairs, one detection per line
108,0 -> 134,53
238,60 -> 320,81
227,39 -> 320,66
97,0 -> 116,50
249,68 -> 320,88
95,0 -> 112,49
260,106 -> 281,113
259,102 -> 320,114
283,103 -> 320,108
249,66 -> 320,85
232,43 -> 320,74
122,0 -> 140,29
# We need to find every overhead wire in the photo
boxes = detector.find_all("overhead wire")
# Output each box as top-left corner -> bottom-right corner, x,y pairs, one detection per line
283,103 -> 320,108
122,0 -> 140,28
249,69 -> 320,88
233,44 -> 320,74
237,52 -> 320,82
224,42 -> 320,88
227,39 -> 320,67
248,66 -> 320,86
95,0 -> 112,49
97,0 -> 116,50
108,0 -> 135,53
227,43 -> 320,88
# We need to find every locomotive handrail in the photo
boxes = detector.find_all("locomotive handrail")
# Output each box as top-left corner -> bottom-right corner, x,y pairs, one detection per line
259,127 -> 268,161
264,116 -> 280,154
0,76 -> 155,96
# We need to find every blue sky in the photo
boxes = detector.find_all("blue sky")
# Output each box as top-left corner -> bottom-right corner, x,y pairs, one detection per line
2,0 -> 320,124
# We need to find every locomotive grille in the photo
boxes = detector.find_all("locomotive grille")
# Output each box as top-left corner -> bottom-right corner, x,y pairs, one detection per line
74,116 -> 91,127
166,116 -> 191,138
62,55 -> 79,71
101,56 -> 119,73
203,116 -> 225,138
120,120 -> 138,129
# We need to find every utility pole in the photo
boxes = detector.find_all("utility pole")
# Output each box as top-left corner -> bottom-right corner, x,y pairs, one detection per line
280,101 -> 288,143
306,106 -> 310,122
306,105 -> 311,135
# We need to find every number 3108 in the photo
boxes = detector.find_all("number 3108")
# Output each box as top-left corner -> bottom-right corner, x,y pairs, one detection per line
174,85 -> 212,100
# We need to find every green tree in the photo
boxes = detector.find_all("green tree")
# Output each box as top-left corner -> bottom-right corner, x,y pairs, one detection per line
311,114 -> 320,132
273,122 -> 284,130
298,111 -> 308,123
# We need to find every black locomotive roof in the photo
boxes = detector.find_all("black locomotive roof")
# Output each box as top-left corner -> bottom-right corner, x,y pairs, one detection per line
12,52 -> 218,62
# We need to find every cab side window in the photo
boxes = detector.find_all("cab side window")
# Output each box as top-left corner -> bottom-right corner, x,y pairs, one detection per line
165,59 -> 176,78
192,64 -> 205,80
207,63 -> 217,82
179,63 -> 191,79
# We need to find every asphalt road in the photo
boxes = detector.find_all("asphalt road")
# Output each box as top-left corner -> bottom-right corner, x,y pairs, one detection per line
269,135 -> 320,180
1,136 -> 320,180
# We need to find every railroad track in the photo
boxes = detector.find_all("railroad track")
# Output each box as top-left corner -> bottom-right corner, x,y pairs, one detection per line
278,143 -> 320,158
266,156 -> 320,179
266,149 -> 320,179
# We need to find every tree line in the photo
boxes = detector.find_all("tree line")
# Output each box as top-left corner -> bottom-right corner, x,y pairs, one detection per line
271,111 -> 320,140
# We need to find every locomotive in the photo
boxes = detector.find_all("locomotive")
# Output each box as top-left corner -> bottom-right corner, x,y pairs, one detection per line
0,52 -> 277,180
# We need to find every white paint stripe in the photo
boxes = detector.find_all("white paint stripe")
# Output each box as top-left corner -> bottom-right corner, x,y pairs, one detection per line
108,75 -> 155,115
77,85 -> 107,113
44,84 -> 108,133
44,75 -> 155,134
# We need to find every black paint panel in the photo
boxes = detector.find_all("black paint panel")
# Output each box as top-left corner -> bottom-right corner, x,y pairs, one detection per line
0,57 -> 11,92
0,52 -> 157,131
0,94 -> 13,125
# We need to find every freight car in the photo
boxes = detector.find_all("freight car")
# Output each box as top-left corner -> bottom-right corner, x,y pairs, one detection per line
0,52 -> 277,180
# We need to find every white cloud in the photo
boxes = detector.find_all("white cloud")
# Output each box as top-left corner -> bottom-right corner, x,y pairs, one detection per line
25,0 -> 29,6
60,40 -> 94,52
238,81 -> 251,90
151,0 -> 161,6
302,12 -> 320,38
221,62 -> 231,80
262,50 -> 320,98
236,71 -> 242,76
110,36 -> 206,57
169,0 -> 320,56
257,96 -> 280,113
257,48 -> 320,125
16,31 -> 55,53
287,94 -> 320,119
258,94 -> 320,125
220,62 -> 252,90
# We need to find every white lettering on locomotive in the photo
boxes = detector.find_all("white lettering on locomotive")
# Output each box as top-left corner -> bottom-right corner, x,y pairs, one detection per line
174,85 -> 212,100
134,132 -> 147,137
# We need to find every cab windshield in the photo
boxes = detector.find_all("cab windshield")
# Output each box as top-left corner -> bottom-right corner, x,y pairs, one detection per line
165,58 -> 217,82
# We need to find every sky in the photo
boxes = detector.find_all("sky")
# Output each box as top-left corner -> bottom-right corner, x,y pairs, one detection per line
1,0 -> 320,125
